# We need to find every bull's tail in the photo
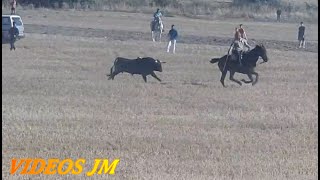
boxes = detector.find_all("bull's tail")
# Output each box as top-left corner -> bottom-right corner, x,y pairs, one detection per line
107,58 -> 119,80
106,66 -> 113,79
210,58 -> 221,64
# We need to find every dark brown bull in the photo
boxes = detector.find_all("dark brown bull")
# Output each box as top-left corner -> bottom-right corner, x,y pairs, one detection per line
107,57 -> 165,82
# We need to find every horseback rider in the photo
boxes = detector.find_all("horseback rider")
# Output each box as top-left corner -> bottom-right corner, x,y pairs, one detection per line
153,8 -> 163,24
238,24 -> 251,50
230,27 -> 243,66
151,8 -> 164,34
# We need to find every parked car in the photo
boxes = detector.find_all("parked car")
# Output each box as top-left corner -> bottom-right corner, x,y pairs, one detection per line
2,15 -> 25,43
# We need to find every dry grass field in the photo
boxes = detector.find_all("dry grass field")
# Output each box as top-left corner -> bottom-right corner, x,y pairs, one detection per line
2,9 -> 318,179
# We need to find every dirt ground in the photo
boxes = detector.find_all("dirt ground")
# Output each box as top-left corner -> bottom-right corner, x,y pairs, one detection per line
24,23 -> 318,53
2,9 -> 318,179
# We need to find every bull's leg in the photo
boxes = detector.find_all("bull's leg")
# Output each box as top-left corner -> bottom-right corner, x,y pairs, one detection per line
151,72 -> 161,82
252,71 -> 259,86
229,71 -> 242,86
220,70 -> 227,87
142,75 -> 147,82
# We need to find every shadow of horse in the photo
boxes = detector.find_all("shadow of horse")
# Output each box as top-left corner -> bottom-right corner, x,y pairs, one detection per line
210,44 -> 268,87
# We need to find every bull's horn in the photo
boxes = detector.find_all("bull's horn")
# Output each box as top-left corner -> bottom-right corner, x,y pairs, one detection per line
160,61 -> 166,63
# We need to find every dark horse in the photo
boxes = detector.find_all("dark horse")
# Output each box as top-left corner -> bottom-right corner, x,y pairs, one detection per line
210,44 -> 268,87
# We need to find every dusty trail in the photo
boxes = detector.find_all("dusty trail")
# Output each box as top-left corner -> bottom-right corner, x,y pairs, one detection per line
25,23 -> 318,53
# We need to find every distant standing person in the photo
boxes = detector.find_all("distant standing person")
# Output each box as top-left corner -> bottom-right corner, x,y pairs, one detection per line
298,22 -> 306,48
9,22 -> 19,50
10,0 -> 17,15
167,25 -> 178,54
276,9 -> 281,22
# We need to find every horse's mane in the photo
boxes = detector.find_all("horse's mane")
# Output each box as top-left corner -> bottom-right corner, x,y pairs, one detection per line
239,44 -> 266,67
244,44 -> 266,55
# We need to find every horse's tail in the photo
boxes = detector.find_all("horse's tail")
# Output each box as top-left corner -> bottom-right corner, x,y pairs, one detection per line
210,58 -> 221,64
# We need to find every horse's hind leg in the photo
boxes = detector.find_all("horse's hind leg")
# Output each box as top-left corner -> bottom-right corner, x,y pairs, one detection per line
229,71 -> 242,86
241,74 -> 253,84
220,70 -> 227,87
252,72 -> 259,86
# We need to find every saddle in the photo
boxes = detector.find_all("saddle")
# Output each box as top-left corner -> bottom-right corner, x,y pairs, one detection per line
151,19 -> 163,32
154,16 -> 160,23
229,41 -> 245,64
230,50 -> 248,66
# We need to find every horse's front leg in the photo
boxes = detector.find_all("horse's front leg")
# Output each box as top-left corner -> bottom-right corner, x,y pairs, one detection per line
159,32 -> 162,42
229,71 -> 242,86
151,31 -> 155,42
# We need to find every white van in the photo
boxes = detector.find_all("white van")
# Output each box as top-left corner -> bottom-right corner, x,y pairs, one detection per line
2,15 -> 25,42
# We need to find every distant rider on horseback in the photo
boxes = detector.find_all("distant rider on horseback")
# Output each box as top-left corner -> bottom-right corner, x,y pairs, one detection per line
230,27 -> 243,66
153,8 -> 163,23
151,8 -> 164,34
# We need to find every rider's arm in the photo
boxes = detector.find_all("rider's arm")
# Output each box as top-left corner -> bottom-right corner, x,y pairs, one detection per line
243,31 -> 247,39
